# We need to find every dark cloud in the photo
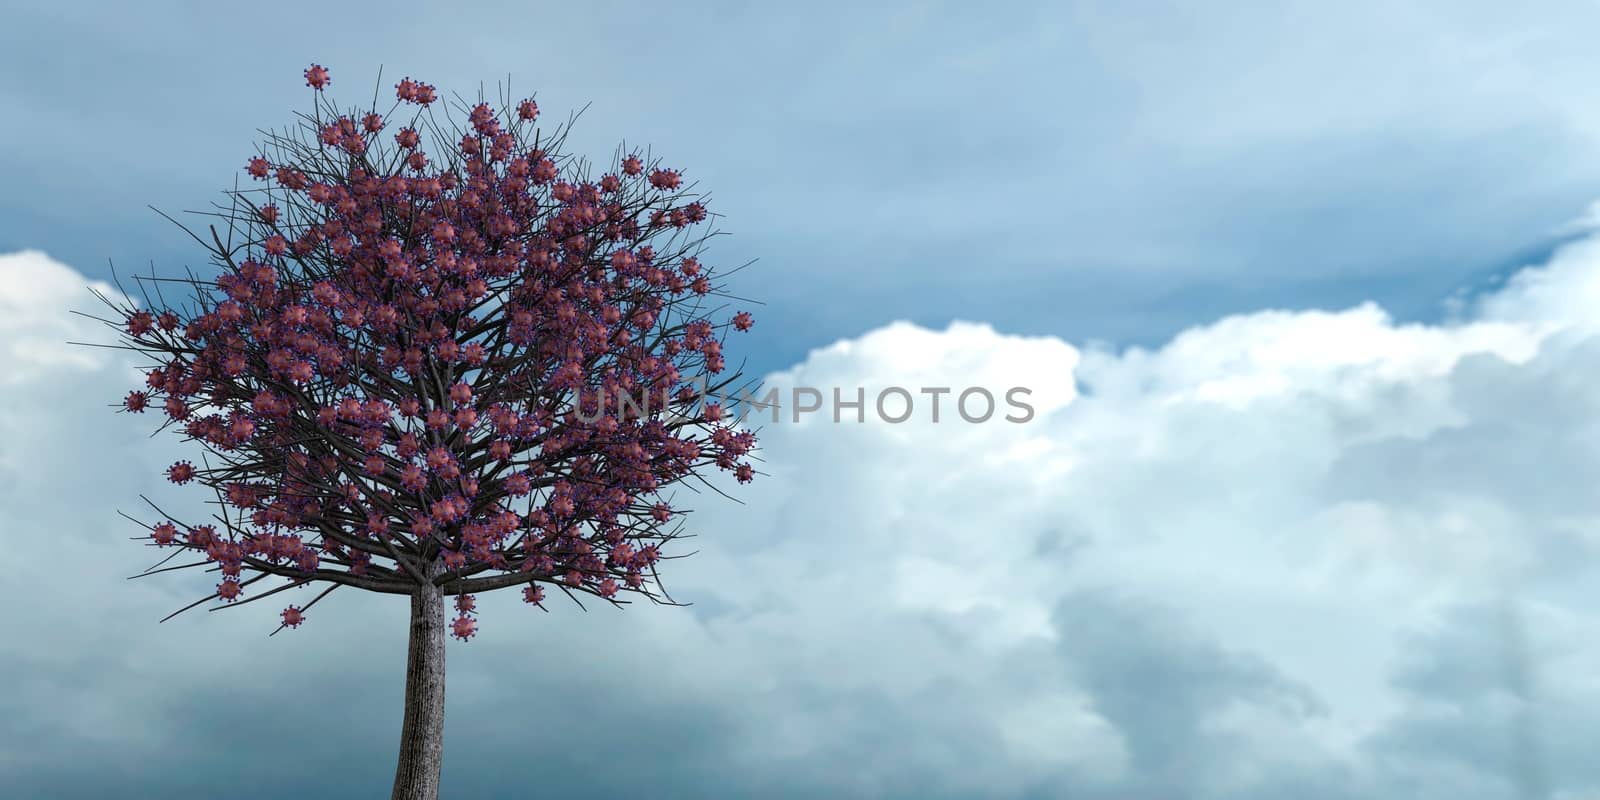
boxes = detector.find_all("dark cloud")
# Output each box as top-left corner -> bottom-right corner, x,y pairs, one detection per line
8,1 -> 1600,379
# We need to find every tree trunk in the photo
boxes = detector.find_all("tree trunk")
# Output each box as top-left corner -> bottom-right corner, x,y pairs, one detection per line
391,567 -> 446,800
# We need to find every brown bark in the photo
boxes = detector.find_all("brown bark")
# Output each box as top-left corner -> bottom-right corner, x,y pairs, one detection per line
391,563 -> 447,800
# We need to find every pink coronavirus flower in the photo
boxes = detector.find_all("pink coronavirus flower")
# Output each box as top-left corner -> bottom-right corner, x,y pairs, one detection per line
282,606 -> 306,628
648,169 -> 681,190
504,473 -> 532,496
151,522 -> 177,546
400,465 -> 427,493
304,64 -> 331,90
126,310 -> 154,336
396,77 -> 437,105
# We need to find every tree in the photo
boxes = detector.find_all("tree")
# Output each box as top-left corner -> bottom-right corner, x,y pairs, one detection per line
80,64 -> 762,800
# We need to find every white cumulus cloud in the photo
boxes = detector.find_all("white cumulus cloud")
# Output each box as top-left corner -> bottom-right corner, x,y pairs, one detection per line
3,238 -> 1600,798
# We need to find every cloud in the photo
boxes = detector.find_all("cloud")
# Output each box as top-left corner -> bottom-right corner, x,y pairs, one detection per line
0,249 -> 120,384
4,238 -> 1600,798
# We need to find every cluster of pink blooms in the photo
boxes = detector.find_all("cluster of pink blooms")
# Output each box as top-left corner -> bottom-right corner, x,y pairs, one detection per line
117,64 -> 759,638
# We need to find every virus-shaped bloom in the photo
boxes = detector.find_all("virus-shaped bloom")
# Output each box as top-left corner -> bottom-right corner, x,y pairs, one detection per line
126,310 -> 154,336
395,77 -> 437,105
151,522 -> 177,546
304,63 -> 331,90
649,169 -> 682,190
400,464 -> 428,494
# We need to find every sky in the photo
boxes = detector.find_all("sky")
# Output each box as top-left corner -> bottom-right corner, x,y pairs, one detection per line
6,1 -> 1600,798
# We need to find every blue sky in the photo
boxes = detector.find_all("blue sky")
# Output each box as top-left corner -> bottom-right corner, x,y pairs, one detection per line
7,1 -> 1600,798
10,0 -> 1600,372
